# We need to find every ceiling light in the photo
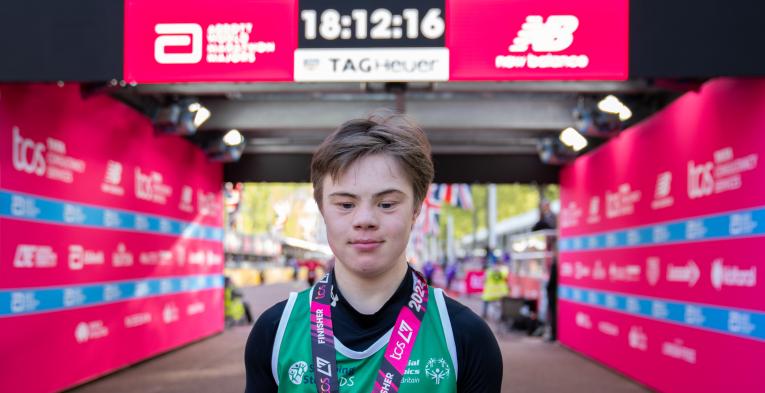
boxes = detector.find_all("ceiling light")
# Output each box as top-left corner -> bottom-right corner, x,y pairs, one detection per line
598,95 -> 632,121
223,129 -> 244,147
559,127 -> 588,152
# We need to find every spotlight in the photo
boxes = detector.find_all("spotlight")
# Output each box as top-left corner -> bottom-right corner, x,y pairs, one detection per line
154,98 -> 211,136
206,129 -> 246,163
559,127 -> 588,152
573,99 -> 621,137
597,95 -> 632,121
537,137 -> 577,165
222,129 -> 244,146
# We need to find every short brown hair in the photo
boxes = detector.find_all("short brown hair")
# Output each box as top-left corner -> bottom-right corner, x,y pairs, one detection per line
311,109 -> 434,211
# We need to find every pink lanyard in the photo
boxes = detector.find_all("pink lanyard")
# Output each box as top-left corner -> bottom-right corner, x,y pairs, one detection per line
310,270 -> 429,393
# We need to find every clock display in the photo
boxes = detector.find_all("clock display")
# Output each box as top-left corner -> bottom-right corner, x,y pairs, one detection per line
298,0 -> 445,48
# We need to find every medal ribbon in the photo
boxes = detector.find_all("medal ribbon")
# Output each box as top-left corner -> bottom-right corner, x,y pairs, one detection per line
310,270 -> 428,393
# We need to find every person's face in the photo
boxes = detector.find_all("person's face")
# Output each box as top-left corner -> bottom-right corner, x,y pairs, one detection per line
320,154 -> 418,278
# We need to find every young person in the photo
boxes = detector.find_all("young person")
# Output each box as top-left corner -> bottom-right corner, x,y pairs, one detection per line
245,110 -> 503,392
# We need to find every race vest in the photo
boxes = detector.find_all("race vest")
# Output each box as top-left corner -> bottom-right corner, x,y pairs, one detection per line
272,286 -> 458,392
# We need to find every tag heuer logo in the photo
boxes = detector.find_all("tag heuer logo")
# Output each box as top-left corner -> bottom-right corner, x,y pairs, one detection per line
288,361 -> 308,385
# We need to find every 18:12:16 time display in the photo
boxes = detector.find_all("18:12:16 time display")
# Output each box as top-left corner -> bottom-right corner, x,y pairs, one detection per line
300,8 -> 445,41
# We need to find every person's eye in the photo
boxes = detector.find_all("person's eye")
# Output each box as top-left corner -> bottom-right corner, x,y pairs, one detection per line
337,202 -> 354,210
379,201 -> 397,209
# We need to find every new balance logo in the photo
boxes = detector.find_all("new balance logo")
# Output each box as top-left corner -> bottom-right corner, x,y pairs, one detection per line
154,23 -> 203,64
104,161 -> 123,185
655,171 -> 672,198
509,15 -> 579,53
315,356 -> 332,377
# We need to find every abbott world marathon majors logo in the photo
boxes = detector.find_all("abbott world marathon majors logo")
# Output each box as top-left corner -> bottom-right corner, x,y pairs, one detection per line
154,23 -> 276,65
711,258 -> 757,290
11,126 -> 86,183
687,146 -> 758,199
68,245 -> 105,270
496,15 -> 589,70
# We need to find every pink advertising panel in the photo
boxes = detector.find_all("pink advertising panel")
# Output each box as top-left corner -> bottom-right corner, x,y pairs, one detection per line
448,0 -> 629,81
123,0 -> 630,83
558,78 -> 765,392
463,270 -> 485,295
124,0 -> 296,83
0,84 -> 224,393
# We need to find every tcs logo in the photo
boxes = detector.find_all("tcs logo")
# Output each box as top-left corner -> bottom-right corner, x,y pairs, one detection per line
154,23 -> 203,64
12,127 -> 46,176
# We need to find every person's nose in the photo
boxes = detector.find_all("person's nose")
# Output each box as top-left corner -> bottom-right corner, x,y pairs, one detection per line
351,203 -> 378,230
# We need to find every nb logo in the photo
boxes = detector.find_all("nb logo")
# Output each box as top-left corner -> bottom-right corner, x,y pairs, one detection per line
654,171 -> 673,198
509,15 -> 579,53
104,161 -> 123,185
154,23 -> 203,64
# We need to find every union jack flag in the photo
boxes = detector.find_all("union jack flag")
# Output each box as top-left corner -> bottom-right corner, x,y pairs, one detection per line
435,184 -> 474,210
420,184 -> 442,235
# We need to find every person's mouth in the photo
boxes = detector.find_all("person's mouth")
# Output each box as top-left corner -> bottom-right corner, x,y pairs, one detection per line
349,239 -> 384,251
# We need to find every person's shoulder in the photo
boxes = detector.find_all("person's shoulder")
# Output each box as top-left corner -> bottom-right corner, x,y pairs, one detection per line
253,299 -> 289,331
440,293 -> 503,392
254,288 -> 312,326
441,294 -> 483,324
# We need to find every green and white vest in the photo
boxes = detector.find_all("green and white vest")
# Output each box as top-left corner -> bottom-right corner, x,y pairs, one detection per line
272,287 -> 458,392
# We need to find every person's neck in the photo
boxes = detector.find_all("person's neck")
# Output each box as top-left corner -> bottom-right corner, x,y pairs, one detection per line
334,261 -> 409,315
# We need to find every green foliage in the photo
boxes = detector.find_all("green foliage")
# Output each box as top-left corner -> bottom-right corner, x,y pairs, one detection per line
239,183 -> 314,237
439,184 -> 559,241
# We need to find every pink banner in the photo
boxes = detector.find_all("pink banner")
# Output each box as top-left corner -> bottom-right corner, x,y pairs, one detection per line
559,79 -> 765,237
507,273 -> 541,300
448,0 -> 629,81
559,302 -> 761,392
1,219 -> 222,288
124,0 -> 296,83
558,78 -> 765,392
0,84 -> 224,393
0,85 -> 222,227
558,238 -> 762,312
0,289 -> 223,393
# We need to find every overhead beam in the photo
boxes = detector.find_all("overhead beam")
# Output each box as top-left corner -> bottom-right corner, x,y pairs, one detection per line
223,153 -> 559,184
200,93 -> 578,131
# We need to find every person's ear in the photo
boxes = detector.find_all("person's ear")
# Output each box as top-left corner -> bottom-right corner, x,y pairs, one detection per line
411,204 -> 421,229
